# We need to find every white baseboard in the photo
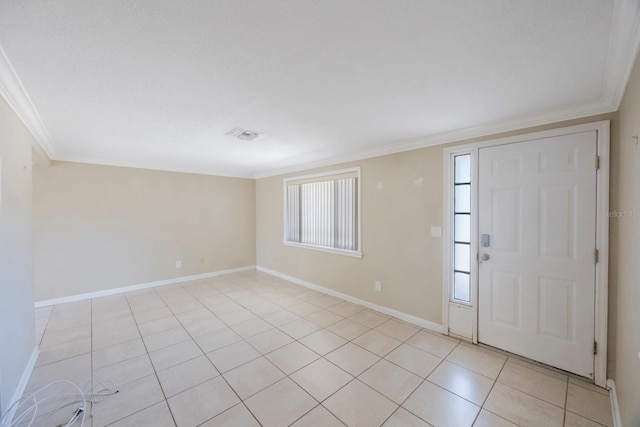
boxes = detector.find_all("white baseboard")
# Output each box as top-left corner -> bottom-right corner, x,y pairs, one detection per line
256,266 -> 443,333
34,266 -> 256,308
1,346 -> 39,427
606,379 -> 623,427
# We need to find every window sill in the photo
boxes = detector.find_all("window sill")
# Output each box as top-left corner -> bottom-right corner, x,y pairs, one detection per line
282,241 -> 363,258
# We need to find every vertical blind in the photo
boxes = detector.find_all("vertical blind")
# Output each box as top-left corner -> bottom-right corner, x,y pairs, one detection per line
286,173 -> 358,252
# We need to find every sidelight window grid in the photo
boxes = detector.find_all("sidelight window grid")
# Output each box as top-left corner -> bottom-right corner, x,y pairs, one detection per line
453,154 -> 472,303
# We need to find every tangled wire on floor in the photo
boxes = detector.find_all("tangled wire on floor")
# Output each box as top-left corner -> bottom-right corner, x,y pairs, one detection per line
0,379 -> 119,427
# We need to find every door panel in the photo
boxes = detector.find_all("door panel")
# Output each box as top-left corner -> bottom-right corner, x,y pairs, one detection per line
478,131 -> 597,378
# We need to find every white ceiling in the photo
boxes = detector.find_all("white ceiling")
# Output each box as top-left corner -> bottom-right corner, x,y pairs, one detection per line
0,0 -> 639,178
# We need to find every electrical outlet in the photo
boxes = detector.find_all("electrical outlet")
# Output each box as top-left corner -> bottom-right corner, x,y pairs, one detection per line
375,281 -> 381,292
175,260 -> 182,269
431,226 -> 442,237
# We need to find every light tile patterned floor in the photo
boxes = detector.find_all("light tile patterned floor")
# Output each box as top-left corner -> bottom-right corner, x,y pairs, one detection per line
26,271 -> 613,426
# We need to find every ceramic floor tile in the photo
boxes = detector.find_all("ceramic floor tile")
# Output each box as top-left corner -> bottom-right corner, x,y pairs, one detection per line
348,309 -> 390,328
359,359 -> 423,404
133,306 -> 173,323
142,326 -> 191,352
406,331 -> 459,359
291,405 -> 345,427
473,409 -> 518,427
92,320 -> 140,351
167,376 -> 240,427
26,353 -> 91,392
244,378 -> 317,427
484,383 -> 565,427
230,317 -> 273,338
569,376 -> 610,396
497,360 -> 567,407
507,356 -> 569,381
375,319 -> 420,342
290,358 -> 353,401
299,330 -> 348,355
353,329 -> 402,357
108,401 -> 176,427
157,355 -> 219,397
207,340 -> 261,372
39,324 -> 91,348
324,380 -> 398,427
445,343 -> 507,379
183,317 -> 227,337
165,299 -> 203,314
261,309 -> 301,326
137,315 -> 182,336
305,310 -> 343,327
288,301 -> 323,317
92,374 -> 165,427
564,411 -> 609,427
248,301 -> 281,316
93,353 -> 155,388
566,383 -> 613,426
382,407 -> 430,427
326,319 -> 370,340
266,341 -> 320,374
92,338 -> 147,370
44,317 -> 91,333
275,295 -> 303,307
223,357 -> 285,399
246,328 -> 294,354
217,309 -> 258,326
200,403 -> 260,426
149,339 -> 203,371
309,295 -> 343,309
194,327 -> 242,353
326,301 -> 365,317
385,343 -> 443,378
325,342 -> 380,376
427,360 -> 494,406
403,380 -> 480,427
31,274 -> 613,427
176,308 -> 217,325
36,337 -> 91,366
279,318 -> 322,339
92,317 -> 137,336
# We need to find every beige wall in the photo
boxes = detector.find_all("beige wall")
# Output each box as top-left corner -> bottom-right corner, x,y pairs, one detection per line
258,149 -> 445,323
0,97 -> 35,413
609,52 -> 640,426
33,162 -> 256,301
256,114 -> 614,326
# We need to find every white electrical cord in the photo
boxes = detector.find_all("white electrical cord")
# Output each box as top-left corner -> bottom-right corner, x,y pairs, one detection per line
0,379 -> 118,427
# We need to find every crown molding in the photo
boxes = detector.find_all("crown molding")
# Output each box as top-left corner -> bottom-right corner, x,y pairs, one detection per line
253,99 -> 615,179
0,44 -> 55,159
2,0 -> 639,180
56,155 -> 256,179
601,0 -> 640,111
250,0 -> 640,179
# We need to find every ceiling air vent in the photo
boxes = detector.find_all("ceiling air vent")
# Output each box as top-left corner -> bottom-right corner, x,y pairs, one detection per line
226,127 -> 260,141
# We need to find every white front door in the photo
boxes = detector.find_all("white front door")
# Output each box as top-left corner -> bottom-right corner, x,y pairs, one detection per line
477,131 -> 597,378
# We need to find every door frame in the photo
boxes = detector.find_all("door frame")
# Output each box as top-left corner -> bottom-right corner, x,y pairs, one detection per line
442,120 -> 610,387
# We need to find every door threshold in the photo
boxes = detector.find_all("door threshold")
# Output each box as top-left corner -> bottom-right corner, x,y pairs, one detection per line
475,342 -> 605,389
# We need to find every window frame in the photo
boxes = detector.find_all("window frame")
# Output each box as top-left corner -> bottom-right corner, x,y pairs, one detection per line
452,154 -> 473,304
282,167 -> 363,258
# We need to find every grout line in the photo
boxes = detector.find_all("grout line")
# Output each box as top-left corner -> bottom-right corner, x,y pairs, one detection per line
563,372 -> 570,426
122,290 -> 179,427
38,271 -> 592,426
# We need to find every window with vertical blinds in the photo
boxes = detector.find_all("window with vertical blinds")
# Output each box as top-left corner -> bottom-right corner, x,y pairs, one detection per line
284,168 -> 361,257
